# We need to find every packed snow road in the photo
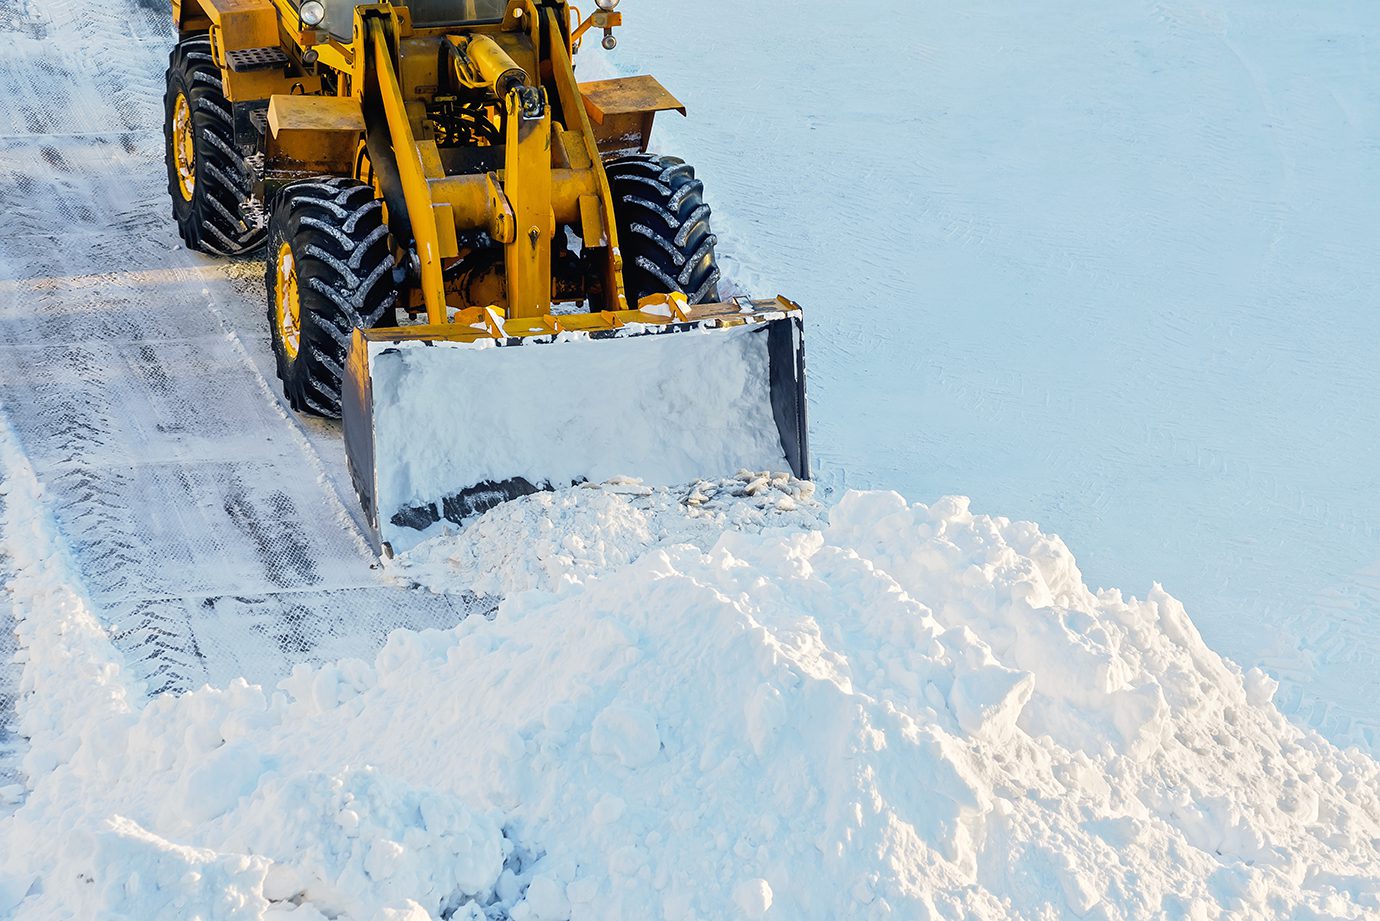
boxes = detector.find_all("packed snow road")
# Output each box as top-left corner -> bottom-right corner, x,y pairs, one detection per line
0,0 -> 492,765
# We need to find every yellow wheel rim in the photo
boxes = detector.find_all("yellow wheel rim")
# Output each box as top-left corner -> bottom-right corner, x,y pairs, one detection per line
172,92 -> 196,202
275,242 -> 302,361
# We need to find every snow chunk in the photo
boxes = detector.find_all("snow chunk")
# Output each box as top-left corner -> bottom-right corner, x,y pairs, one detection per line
733,878 -> 774,918
949,664 -> 1034,742
1244,667 -> 1280,707
591,704 -> 662,768
514,875 -> 571,921
171,738 -> 267,824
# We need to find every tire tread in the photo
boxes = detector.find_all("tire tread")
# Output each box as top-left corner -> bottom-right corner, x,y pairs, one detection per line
163,34 -> 265,255
605,153 -> 721,307
265,178 -> 398,418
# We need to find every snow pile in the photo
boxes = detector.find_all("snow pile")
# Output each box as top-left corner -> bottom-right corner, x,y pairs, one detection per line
395,471 -> 824,596
3,474 -> 1380,918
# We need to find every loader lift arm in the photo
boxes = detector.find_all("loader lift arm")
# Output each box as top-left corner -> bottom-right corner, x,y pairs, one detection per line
355,3 -> 630,324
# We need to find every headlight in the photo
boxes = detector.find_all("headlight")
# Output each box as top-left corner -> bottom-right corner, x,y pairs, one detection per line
300,0 -> 326,26
595,0 -> 619,10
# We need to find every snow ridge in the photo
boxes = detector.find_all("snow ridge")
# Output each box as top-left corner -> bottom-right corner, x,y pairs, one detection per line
3,474 -> 1378,919
0,420 -> 519,920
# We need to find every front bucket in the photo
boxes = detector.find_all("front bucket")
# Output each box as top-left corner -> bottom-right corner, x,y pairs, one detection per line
343,299 -> 809,555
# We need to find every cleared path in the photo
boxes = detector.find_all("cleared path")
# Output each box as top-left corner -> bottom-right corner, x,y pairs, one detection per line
0,0 -> 489,750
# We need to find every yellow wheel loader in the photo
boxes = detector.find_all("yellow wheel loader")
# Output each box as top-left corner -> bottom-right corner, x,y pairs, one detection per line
163,0 -> 809,554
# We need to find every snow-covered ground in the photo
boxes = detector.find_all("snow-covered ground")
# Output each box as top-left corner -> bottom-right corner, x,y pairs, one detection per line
0,484 -> 19,806
5,459 -> 1380,918
1,0 -> 1379,917
606,0 -> 1380,750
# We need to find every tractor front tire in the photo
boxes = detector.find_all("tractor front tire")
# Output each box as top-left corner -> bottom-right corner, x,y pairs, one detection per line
265,178 -> 398,417
164,34 -> 265,255
604,153 -> 722,307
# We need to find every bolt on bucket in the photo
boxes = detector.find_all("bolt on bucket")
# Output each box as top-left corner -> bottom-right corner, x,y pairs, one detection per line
343,298 -> 809,555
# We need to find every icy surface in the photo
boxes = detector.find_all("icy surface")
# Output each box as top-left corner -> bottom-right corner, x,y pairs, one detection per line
369,324 -> 789,553
4,475 -> 1379,918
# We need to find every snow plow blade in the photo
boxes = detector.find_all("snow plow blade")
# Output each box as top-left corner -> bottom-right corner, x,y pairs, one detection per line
343,298 -> 809,555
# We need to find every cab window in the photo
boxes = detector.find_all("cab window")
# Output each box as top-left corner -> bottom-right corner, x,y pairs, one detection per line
407,0 -> 510,27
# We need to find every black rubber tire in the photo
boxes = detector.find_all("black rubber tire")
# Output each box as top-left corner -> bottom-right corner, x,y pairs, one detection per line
163,34 -> 265,255
265,178 -> 398,417
604,153 -> 721,306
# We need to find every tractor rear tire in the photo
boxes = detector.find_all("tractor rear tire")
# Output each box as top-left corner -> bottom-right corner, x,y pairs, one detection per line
265,178 -> 398,418
604,153 -> 721,307
164,34 -> 265,255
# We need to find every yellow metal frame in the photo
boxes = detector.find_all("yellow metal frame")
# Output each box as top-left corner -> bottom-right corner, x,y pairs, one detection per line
579,74 -> 685,154
355,297 -> 803,349
364,15 -> 451,323
542,7 -> 628,310
570,7 -> 619,51
337,3 -> 631,324
500,86 -> 553,318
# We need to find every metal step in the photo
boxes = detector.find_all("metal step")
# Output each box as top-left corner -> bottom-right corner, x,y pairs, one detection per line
225,46 -> 291,73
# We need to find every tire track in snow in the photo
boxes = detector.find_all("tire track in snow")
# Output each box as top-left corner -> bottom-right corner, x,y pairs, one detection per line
1270,563 -> 1380,751
0,483 -> 21,804
0,0 -> 494,751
